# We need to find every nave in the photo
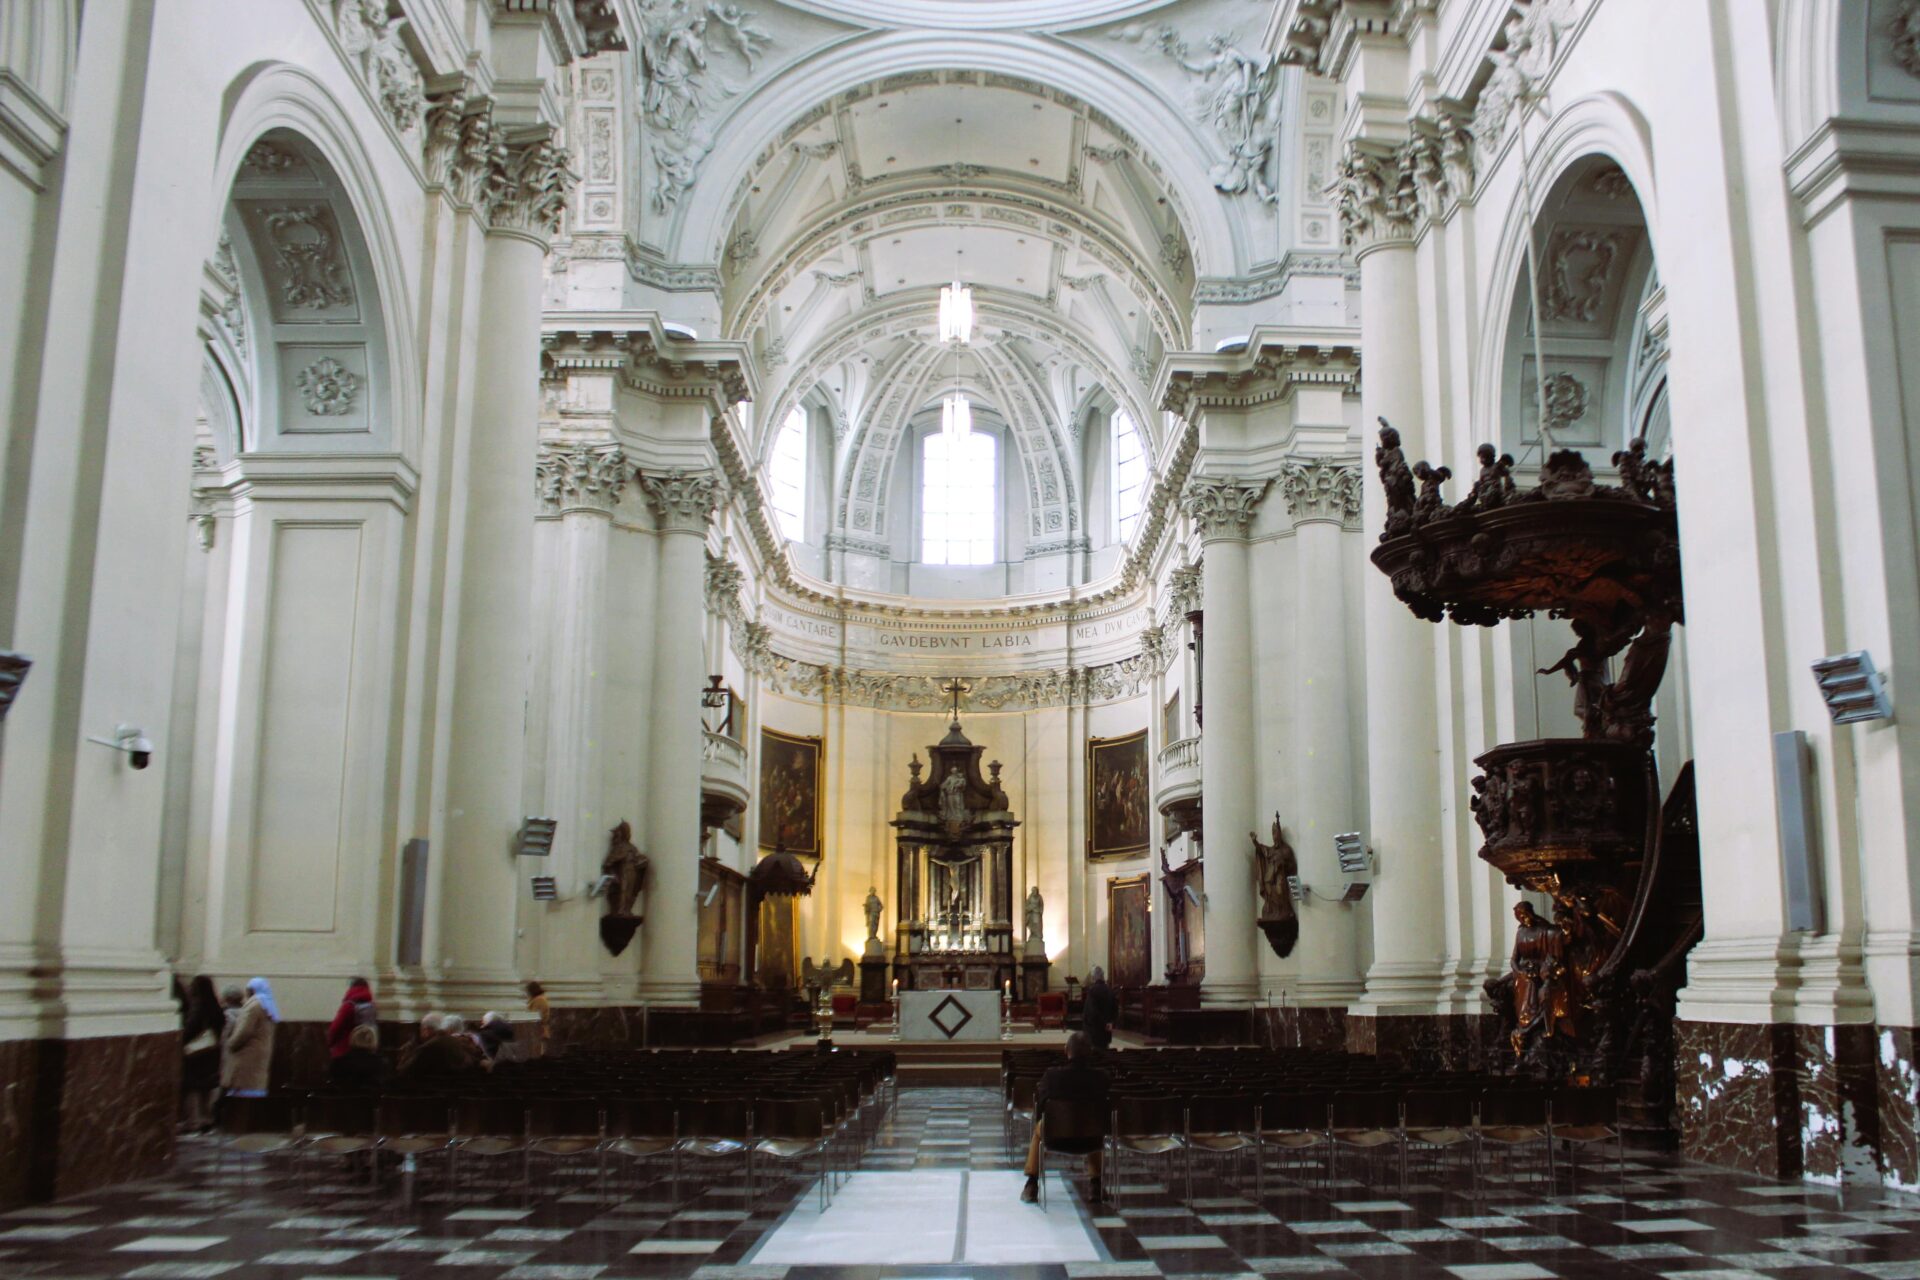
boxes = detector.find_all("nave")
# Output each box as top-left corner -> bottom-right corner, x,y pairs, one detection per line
5,1078 -> 1919,1280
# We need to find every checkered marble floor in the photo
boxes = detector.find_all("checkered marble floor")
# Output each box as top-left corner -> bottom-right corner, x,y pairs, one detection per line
2,1086 -> 1918,1280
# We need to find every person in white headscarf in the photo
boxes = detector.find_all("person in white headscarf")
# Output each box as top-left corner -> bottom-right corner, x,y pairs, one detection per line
222,977 -> 278,1097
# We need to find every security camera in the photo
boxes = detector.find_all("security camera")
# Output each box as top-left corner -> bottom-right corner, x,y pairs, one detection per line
86,723 -> 153,770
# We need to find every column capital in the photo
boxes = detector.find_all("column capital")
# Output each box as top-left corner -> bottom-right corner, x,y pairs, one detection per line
705,551 -> 747,625
1331,139 -> 1418,257
639,468 -> 726,533
1168,560 -> 1204,615
424,87 -> 499,210
1278,456 -> 1363,528
535,441 -> 628,515
482,127 -> 578,245
1403,109 -> 1477,226
1180,476 -> 1271,542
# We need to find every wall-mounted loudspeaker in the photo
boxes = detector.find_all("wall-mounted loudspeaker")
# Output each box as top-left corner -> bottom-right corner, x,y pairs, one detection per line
1772,729 -> 1824,934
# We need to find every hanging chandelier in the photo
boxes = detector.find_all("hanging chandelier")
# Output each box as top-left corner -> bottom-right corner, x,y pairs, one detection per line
938,280 -> 973,345
940,391 -> 972,444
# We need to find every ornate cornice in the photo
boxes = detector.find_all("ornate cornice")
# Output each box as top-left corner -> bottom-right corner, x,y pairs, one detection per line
541,323 -> 753,410
1330,140 -> 1417,254
1277,457 -> 1362,528
1180,476 -> 1271,542
1159,333 -> 1361,419
638,468 -> 726,533
753,654 -> 1158,712
535,442 -> 628,515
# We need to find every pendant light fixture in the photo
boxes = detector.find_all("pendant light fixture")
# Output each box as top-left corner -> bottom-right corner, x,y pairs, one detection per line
938,279 -> 973,344
940,390 -> 971,444
938,104 -> 973,444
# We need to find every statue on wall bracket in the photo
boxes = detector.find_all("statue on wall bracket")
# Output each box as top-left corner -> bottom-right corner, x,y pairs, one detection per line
1252,812 -> 1298,958
599,819 -> 648,957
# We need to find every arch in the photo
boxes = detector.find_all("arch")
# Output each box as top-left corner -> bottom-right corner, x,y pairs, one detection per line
666,30 -> 1242,277
210,62 -> 420,463
1472,91 -> 1661,473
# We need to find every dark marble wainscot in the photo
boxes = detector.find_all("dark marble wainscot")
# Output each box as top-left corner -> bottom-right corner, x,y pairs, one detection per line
0,1031 -> 177,1207
1344,1011 -> 1501,1071
1794,1022 -> 1883,1184
1880,1024 -> 1919,1190
1675,1020 -> 1800,1177
1252,1003 -> 1348,1053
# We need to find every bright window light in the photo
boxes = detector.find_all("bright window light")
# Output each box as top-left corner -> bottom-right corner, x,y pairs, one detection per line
771,406 -> 807,540
938,281 -> 973,344
1112,408 -> 1147,543
940,392 -> 972,444
923,427 -> 996,565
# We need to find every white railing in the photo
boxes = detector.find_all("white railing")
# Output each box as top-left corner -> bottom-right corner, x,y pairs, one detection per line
701,730 -> 747,769
1159,735 -> 1200,773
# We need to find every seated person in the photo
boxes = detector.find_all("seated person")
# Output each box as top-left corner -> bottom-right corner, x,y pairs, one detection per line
1021,1031 -> 1110,1205
331,1023 -> 388,1091
399,1014 -> 484,1078
477,1011 -> 516,1061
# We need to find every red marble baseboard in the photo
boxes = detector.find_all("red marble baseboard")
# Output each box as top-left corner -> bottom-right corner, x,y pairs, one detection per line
0,1031 -> 178,1207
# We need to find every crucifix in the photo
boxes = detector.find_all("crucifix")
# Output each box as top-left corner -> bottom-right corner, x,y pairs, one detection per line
941,675 -> 972,726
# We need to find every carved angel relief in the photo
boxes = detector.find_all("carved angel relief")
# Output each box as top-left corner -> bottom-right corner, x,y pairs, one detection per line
637,1 -> 773,213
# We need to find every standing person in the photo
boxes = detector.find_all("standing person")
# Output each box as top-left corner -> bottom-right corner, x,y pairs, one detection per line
1082,966 -> 1118,1050
222,977 -> 278,1099
179,976 -> 223,1132
332,1024 -> 388,1091
325,976 -> 377,1081
525,982 -> 552,1057
1020,1032 -> 1110,1205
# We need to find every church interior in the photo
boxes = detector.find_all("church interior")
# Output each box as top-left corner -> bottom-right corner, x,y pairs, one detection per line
5,0 -> 1920,1273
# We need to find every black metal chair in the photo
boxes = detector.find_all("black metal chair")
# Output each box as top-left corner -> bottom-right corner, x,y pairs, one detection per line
753,1095 -> 833,1210
525,1096 -> 605,1193
1329,1090 -> 1401,1188
1036,1095 -> 1109,1207
1476,1088 -> 1553,1190
1254,1089 -> 1330,1196
213,1093 -> 302,1181
449,1095 -> 527,1192
1550,1086 -> 1622,1192
1184,1092 -> 1258,1202
1109,1093 -> 1184,1199
1401,1089 -> 1476,1193
676,1095 -> 755,1202
604,1095 -> 678,1193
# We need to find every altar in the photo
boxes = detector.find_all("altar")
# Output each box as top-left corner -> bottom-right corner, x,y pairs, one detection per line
890,705 -> 1022,994
898,988 -> 1003,1042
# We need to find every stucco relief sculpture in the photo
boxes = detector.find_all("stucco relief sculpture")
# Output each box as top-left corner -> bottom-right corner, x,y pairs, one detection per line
636,0 -> 771,213
1895,0 -> 1920,77
1111,24 -> 1279,202
295,357 -> 362,416
1471,0 -> 1580,159
262,207 -> 353,309
863,886 -> 884,956
1251,813 -> 1299,958
0,651 -> 29,721
599,819 -> 648,956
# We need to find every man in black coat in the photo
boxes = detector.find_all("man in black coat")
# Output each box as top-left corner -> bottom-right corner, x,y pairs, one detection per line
1082,967 -> 1118,1049
1021,1032 -> 1110,1205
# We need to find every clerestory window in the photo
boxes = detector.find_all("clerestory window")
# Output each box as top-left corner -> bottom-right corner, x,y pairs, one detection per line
771,405 -> 807,540
1112,408 -> 1146,543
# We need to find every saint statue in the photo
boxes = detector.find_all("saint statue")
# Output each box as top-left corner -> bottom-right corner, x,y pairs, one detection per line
939,765 -> 968,828
863,886 -> 883,943
1250,812 -> 1299,958
602,820 -> 648,919
1023,885 -> 1045,944
1504,901 -> 1577,1059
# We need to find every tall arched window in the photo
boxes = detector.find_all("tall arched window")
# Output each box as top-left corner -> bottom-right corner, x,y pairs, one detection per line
922,428 -> 996,564
1111,408 -> 1146,543
770,405 -> 807,540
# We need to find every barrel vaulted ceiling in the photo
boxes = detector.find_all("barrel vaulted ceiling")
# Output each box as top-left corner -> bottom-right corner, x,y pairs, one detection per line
615,0 -> 1304,556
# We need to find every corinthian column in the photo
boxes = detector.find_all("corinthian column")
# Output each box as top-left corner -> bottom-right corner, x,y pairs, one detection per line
1181,476 -> 1270,1006
1277,459 -> 1365,1003
637,469 -> 726,1003
1336,140 -> 1451,1020
437,131 -> 575,1004
533,444 -> 627,984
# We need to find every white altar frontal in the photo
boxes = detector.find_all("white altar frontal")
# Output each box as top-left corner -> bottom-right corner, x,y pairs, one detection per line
899,989 -> 1003,1042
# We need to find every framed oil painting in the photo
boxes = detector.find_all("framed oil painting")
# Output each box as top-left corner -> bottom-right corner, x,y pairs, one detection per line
759,728 -> 824,856
1107,874 -> 1151,989
1087,729 -> 1150,859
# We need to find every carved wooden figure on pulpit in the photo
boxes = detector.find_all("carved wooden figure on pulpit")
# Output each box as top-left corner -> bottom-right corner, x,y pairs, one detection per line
1252,813 -> 1298,958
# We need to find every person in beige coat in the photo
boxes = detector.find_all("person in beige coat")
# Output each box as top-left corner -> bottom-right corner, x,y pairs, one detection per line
221,977 -> 278,1097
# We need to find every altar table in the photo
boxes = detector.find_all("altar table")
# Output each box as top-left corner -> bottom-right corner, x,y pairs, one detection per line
898,988 -> 1002,1041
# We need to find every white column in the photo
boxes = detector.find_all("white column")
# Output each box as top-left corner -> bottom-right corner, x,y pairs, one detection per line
637,470 -> 725,1003
1279,459 -> 1365,1005
534,444 -> 626,990
435,138 -> 571,1006
1346,160 -> 1449,1016
1182,477 -> 1270,1006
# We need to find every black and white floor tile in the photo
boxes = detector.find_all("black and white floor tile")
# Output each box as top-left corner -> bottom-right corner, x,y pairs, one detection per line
2,1087 -> 1918,1280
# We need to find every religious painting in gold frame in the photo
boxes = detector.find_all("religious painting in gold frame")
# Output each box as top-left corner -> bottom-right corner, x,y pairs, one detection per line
1086,729 -> 1150,859
759,727 -> 824,857
1107,873 -> 1151,989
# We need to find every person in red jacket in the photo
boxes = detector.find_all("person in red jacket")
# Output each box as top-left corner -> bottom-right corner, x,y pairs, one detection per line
325,977 -> 377,1081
